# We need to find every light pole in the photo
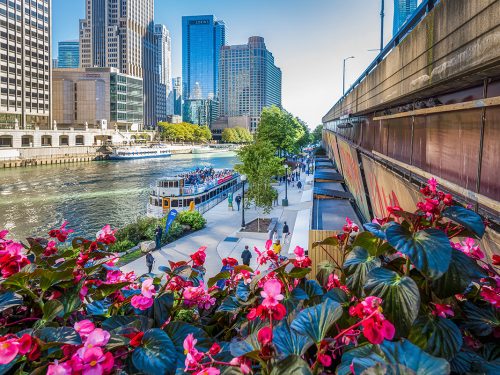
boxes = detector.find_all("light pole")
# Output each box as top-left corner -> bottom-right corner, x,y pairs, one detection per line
241,175 -> 247,228
380,0 -> 385,52
282,165 -> 288,207
343,56 -> 355,96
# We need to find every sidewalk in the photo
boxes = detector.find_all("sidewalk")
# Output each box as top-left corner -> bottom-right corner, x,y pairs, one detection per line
121,171 -> 313,279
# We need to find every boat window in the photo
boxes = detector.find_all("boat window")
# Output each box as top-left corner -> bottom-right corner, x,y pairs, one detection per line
195,197 -> 201,204
171,199 -> 178,208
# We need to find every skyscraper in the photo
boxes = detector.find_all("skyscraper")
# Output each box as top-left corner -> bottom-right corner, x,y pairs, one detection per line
154,24 -> 172,124
393,0 -> 417,35
172,77 -> 183,117
0,0 -> 51,130
182,15 -> 226,100
219,37 -> 282,132
79,0 -> 156,127
58,41 -> 80,68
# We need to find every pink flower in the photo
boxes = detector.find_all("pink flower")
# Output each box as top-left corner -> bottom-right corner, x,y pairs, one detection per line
74,320 -> 96,338
47,361 -> 72,375
265,239 -> 273,251
0,241 -> 30,278
318,352 -> 332,367
141,278 -> 155,298
260,279 -> 284,308
0,229 -> 8,240
293,246 -> 312,269
229,357 -> 251,374
48,221 -> 74,242
190,246 -> 207,267
83,328 -> 110,349
432,303 -> 454,318
43,241 -> 58,256
0,337 -> 19,365
96,225 -> 117,245
105,270 -> 135,284
349,297 -> 395,344
73,347 -> 114,375
452,238 -> 484,260
481,279 -> 500,308
79,285 -> 88,302
428,177 -> 438,193
131,295 -> 154,310
194,367 -> 220,375
183,283 -> 216,310
183,334 -> 204,372
257,326 -> 273,346
343,217 -> 359,233
234,269 -> 252,284
254,246 -> 278,265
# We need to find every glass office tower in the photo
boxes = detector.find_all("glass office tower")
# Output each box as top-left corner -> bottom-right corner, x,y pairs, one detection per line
393,0 -> 417,35
58,41 -> 80,68
182,15 -> 226,100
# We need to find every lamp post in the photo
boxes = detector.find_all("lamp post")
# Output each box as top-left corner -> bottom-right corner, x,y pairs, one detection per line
241,175 -> 247,228
282,165 -> 289,207
380,0 -> 385,52
343,56 -> 355,95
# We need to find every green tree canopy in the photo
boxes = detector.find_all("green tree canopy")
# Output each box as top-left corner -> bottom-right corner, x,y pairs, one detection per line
221,127 -> 253,144
235,140 -> 284,214
158,122 -> 213,143
312,124 -> 323,144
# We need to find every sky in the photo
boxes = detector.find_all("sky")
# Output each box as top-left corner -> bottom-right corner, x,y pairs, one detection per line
52,0 -> 401,129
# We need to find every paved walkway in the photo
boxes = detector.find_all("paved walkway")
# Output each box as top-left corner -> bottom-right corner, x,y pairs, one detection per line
121,170 -> 313,279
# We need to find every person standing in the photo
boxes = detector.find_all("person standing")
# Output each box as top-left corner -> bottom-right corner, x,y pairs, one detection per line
297,180 -> 303,191
272,240 -> 282,255
154,225 -> 163,250
241,245 -> 252,266
272,229 -> 279,244
235,194 -> 242,211
146,252 -> 155,273
282,221 -> 290,243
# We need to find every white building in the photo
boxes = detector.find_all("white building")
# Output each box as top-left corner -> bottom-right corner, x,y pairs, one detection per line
154,24 -> 172,123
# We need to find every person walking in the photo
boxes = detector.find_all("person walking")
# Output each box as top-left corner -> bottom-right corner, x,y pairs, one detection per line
272,229 -> 279,244
146,252 -> 155,274
241,245 -> 252,266
235,194 -> 242,211
154,225 -> 163,250
297,180 -> 303,191
282,221 -> 290,243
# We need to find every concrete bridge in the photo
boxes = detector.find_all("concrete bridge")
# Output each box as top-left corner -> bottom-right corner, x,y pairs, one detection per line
321,0 -> 500,255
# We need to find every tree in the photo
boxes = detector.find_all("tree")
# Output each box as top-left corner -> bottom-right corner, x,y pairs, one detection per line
234,127 -> 253,143
221,128 -> 238,143
158,122 -> 213,143
235,141 -> 284,231
312,124 -> 323,144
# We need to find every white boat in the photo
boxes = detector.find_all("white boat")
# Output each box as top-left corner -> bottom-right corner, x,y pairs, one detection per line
147,168 -> 240,218
192,146 -> 230,154
109,146 -> 172,160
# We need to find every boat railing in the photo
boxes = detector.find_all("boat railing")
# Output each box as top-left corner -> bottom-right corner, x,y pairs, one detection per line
181,174 -> 238,196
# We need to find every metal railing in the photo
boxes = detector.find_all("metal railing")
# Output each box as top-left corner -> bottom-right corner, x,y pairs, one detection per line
195,182 -> 245,215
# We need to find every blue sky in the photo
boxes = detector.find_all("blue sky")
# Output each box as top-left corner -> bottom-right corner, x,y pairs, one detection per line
53,0 -> 400,128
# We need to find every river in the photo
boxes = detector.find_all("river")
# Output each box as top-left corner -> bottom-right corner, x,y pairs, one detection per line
0,152 -> 238,240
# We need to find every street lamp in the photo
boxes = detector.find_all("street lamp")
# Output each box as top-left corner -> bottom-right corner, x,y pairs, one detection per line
282,165 -> 289,207
241,174 -> 247,228
343,56 -> 355,95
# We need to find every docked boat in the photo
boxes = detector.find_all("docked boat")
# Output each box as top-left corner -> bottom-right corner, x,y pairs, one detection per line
109,146 -> 172,160
192,146 -> 231,154
147,168 -> 240,218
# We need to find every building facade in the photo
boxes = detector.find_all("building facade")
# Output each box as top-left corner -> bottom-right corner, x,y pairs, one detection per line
182,15 -> 226,101
52,68 -> 143,130
153,24 -> 172,125
172,77 -> 182,117
183,98 -> 218,127
79,0 -> 155,127
58,40 -> 79,68
0,0 -> 51,131
393,0 -> 417,35
219,37 -> 282,132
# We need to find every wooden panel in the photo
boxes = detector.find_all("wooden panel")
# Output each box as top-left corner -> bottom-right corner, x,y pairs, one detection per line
308,230 -> 341,281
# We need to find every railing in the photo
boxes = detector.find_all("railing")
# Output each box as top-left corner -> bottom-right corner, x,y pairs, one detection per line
195,181 -> 245,216
339,0 -> 439,102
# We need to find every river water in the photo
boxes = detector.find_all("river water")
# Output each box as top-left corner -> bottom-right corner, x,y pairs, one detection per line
0,152 -> 238,240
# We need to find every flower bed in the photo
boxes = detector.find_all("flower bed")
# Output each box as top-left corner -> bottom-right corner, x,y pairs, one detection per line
0,178 -> 498,374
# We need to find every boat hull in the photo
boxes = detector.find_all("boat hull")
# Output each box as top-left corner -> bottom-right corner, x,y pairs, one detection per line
109,153 -> 172,160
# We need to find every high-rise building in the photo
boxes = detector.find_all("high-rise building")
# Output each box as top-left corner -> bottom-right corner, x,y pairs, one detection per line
0,0 -> 51,131
58,41 -> 80,68
153,24 -> 172,124
182,15 -> 226,101
393,0 -> 417,35
219,37 -> 282,132
172,77 -> 183,117
79,0 -> 156,127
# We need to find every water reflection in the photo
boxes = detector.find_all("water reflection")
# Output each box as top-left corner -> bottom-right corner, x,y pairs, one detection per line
0,153 -> 238,239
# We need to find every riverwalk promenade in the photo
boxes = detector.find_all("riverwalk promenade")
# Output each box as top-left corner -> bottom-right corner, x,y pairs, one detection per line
121,171 -> 314,278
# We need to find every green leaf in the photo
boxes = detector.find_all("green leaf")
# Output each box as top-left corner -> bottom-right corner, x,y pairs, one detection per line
315,261 -> 337,287
364,267 -> 420,336
217,296 -> 243,314
323,288 -> 349,304
207,271 -> 231,288
462,302 -> 500,336
288,267 -> 311,279
273,321 -> 313,358
344,246 -> 381,297
386,224 -> 452,279
312,236 -> 339,248
132,328 -> 176,375
408,316 -> 463,360
40,268 -> 75,291
37,327 -> 81,345
229,332 -> 260,357
92,282 -> 130,301
236,280 -> 251,302
0,291 -> 23,312
42,299 -> 64,322
290,299 -> 342,343
379,340 -> 450,374
60,290 -> 82,317
352,232 -> 383,256
270,355 -> 313,374
102,316 -> 152,333
442,206 -> 485,238
153,293 -> 174,327
338,344 -> 384,375
431,249 -> 487,298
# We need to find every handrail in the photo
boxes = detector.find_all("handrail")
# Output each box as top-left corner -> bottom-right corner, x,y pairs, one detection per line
338,0 -> 438,103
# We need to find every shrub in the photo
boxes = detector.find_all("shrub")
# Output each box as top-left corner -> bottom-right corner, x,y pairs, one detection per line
109,239 -> 135,252
0,177 -> 497,375
176,210 -> 207,231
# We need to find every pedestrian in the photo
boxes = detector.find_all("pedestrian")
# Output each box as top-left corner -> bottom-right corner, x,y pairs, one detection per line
272,240 -> 282,255
241,245 -> 252,266
146,252 -> 155,273
235,194 -> 242,211
272,229 -> 279,244
297,180 -> 303,191
154,225 -> 163,250
282,221 -> 290,243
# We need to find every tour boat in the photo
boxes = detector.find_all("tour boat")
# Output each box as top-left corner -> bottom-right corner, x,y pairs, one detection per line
192,146 -> 231,154
147,168 -> 240,218
109,146 -> 172,160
